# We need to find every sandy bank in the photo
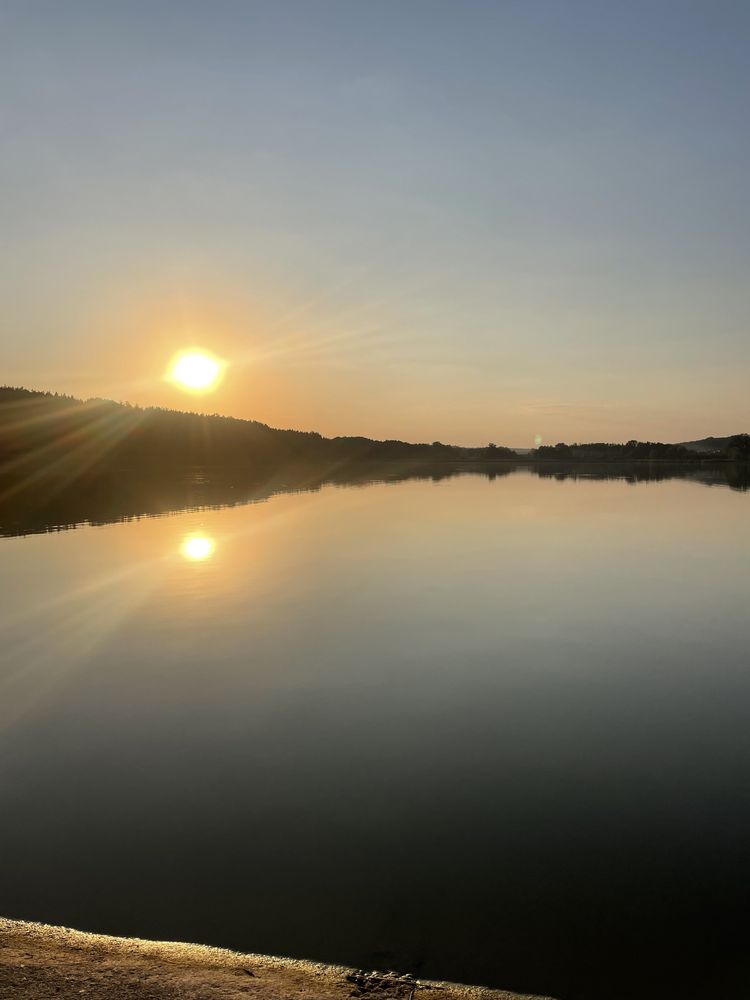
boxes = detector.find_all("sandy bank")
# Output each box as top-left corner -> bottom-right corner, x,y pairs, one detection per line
0,918 -> 554,1000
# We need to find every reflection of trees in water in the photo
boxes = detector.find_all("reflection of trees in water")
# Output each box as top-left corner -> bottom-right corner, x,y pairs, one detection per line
0,460 -> 746,538
531,462 -> 750,491
0,462 -> 510,537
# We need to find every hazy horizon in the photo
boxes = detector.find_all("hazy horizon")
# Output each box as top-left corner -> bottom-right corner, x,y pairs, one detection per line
2,1 -> 749,445
1,383 -> 741,450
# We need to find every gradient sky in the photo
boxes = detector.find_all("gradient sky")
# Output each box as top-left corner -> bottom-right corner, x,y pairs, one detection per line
2,0 -> 749,445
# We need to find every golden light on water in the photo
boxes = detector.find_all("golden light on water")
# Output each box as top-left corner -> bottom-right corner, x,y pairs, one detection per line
180,534 -> 215,561
167,350 -> 225,392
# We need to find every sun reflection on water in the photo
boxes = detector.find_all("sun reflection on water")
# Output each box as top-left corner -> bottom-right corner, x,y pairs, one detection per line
180,534 -> 215,561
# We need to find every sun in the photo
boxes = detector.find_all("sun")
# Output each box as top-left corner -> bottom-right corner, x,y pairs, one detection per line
167,350 -> 224,392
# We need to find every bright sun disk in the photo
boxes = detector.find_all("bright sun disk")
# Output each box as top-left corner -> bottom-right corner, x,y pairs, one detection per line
168,350 -> 224,391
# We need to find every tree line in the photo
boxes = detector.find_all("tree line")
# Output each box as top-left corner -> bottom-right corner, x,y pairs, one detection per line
0,386 -> 517,477
533,437 -> 750,461
2,387 -> 747,482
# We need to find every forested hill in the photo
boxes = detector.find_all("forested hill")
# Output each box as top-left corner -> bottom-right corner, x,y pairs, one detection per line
0,386 -> 516,474
4,387 -> 746,478
679,435 -> 736,453
534,437 -> 750,461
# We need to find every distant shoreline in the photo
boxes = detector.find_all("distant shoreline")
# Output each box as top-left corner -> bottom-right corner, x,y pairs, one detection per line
3,386 -> 747,473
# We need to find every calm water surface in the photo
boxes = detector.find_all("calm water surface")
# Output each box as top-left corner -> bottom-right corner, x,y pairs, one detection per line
1,468 -> 748,999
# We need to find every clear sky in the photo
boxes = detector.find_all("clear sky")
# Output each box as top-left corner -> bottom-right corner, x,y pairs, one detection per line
2,0 -> 749,446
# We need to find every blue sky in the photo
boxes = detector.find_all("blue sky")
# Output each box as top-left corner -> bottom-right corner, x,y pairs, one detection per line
2,0 -> 749,444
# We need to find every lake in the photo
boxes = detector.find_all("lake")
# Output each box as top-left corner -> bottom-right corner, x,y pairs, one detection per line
1,464 -> 748,1000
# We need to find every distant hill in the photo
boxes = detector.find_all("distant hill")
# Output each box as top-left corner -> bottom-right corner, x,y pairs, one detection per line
534,436 -> 750,462
533,440 -> 703,462
678,435 -> 737,453
0,386 -> 517,480
4,387 -> 747,484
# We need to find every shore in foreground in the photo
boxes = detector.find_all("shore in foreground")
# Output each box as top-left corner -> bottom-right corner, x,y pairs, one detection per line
0,918 -> 554,1000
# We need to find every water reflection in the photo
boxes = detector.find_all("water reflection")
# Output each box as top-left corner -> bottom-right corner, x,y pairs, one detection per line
0,460 -> 748,538
180,533 -> 215,561
1,470 -> 749,1000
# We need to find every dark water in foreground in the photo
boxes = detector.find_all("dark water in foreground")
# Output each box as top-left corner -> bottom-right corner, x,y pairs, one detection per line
1,465 -> 748,1000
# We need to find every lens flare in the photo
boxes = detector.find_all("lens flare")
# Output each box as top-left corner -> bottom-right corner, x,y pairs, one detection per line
167,350 -> 224,392
180,534 -> 215,561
